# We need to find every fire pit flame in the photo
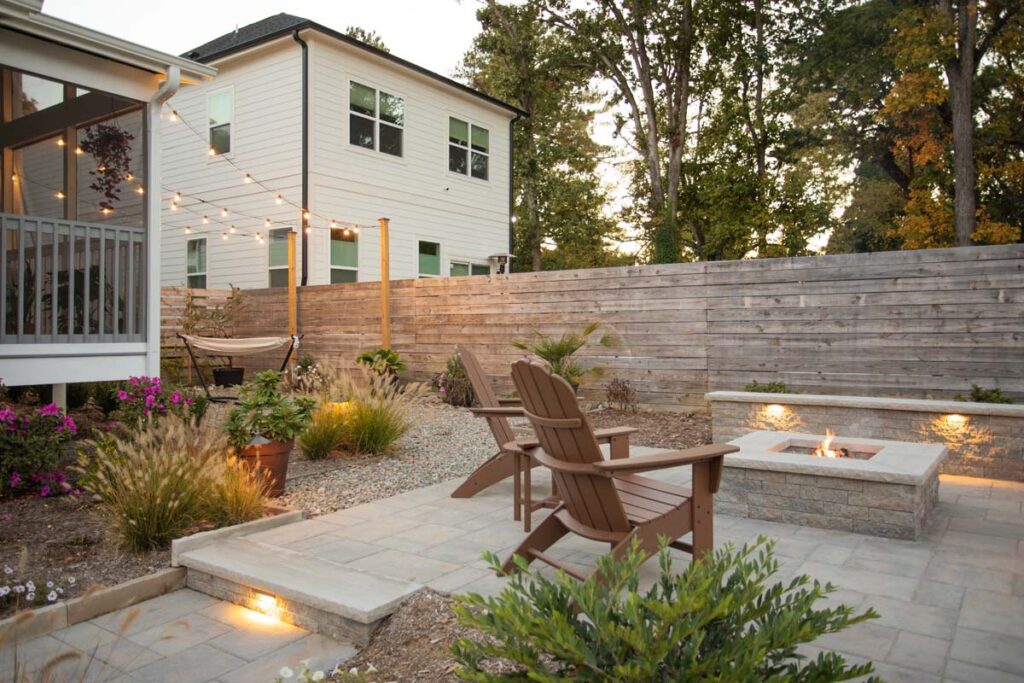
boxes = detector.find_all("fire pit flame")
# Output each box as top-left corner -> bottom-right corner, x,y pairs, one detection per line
813,428 -> 850,458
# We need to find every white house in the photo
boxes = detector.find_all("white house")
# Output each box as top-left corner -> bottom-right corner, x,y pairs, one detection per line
0,0 -> 214,389
160,14 -> 525,291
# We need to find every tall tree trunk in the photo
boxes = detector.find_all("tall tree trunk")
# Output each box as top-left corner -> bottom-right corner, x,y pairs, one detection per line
752,0 -> 768,255
941,0 -> 977,246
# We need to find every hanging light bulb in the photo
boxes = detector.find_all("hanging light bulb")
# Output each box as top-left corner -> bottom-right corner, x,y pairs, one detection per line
221,208 -> 229,218
229,225 -> 236,233
97,165 -> 107,173
10,173 -> 17,182
304,227 -> 312,234
175,192 -> 182,202
202,215 -> 210,224
275,194 -> 284,205
244,173 -> 253,184
185,225 -> 192,234
343,228 -> 350,237
57,138 -> 66,147
352,226 -> 360,235
55,191 -> 66,200
329,220 -> 337,229
100,207 -> 112,215
75,147 -> 84,156
208,147 -> 216,156
125,172 -> 133,181
168,110 -> 179,122
254,232 -> 262,241
264,218 -> 272,228
135,186 -> 144,195
222,231 -> 229,240
303,210 -> 311,221
170,200 -> 178,211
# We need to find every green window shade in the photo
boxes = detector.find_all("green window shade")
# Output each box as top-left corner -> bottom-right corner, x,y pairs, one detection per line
471,125 -> 489,153
331,268 -> 358,284
330,229 -> 358,268
268,229 -> 290,268
209,91 -> 232,126
419,241 -> 440,276
269,269 -> 289,288
350,82 -> 376,117
450,262 -> 469,277
186,239 -> 206,274
471,264 -> 490,276
380,92 -> 404,125
449,117 -> 468,146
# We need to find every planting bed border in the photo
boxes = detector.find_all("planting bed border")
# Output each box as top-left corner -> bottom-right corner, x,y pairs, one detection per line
0,504 -> 301,645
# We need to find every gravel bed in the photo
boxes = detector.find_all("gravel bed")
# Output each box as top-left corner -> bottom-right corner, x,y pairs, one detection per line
278,401 -> 497,516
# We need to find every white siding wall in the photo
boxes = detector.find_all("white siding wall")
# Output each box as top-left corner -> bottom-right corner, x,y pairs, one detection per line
160,39 -> 303,289
307,36 -> 513,284
160,32 -> 514,290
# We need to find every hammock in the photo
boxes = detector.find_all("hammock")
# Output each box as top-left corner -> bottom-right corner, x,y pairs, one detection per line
177,333 -> 301,402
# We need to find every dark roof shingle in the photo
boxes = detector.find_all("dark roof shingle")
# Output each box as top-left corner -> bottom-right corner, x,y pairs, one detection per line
182,13 -> 308,61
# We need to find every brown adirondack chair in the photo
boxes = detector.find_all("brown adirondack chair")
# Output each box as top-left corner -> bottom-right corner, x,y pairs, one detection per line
502,359 -> 738,579
451,345 -> 636,530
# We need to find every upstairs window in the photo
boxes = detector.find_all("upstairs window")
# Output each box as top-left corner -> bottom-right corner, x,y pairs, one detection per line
268,228 -> 290,287
330,228 -> 358,283
208,90 -> 232,155
186,238 -> 207,288
449,118 -> 489,180
418,240 -> 440,277
349,81 -> 404,157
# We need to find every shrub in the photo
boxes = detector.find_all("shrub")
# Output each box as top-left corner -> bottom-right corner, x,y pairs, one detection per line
224,370 -> 315,448
434,355 -> 475,407
605,377 -> 639,412
113,376 -> 207,427
91,381 -> 125,419
452,538 -> 879,682
299,402 -> 350,459
78,414 -> 265,550
356,348 -> 407,378
292,354 -> 325,393
0,403 -> 77,496
512,322 -> 619,389
955,384 -> 1014,404
744,379 -> 794,394
67,383 -> 91,410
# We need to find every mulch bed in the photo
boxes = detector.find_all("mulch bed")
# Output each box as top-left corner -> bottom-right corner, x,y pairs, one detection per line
586,407 -> 711,450
0,494 -> 167,619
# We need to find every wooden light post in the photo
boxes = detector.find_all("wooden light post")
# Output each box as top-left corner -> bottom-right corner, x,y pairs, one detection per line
379,217 -> 390,348
287,229 -> 297,369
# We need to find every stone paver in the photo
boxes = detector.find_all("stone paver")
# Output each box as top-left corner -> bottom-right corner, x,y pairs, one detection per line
5,472 -> 1023,680
2,590 -> 354,682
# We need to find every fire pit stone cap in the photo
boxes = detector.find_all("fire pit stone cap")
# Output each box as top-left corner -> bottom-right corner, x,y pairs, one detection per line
706,391 -> 1024,419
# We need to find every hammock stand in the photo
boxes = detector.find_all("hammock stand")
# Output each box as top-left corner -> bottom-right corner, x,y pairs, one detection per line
177,333 -> 302,402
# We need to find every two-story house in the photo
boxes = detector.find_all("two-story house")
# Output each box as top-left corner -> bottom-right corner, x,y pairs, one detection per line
161,14 -> 524,291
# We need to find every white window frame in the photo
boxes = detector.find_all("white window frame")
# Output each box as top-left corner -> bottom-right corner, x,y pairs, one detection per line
348,80 -> 404,157
449,259 -> 492,277
207,87 -> 234,157
418,239 -> 442,278
329,228 -> 359,283
186,237 -> 207,288
448,117 -> 489,181
268,227 -> 291,288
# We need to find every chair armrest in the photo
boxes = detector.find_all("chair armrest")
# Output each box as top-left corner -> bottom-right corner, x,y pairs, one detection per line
469,406 -> 524,418
592,444 -> 738,474
497,397 -> 522,406
594,426 -> 638,441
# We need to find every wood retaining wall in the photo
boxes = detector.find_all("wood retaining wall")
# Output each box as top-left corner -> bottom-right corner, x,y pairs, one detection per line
163,244 -> 1024,410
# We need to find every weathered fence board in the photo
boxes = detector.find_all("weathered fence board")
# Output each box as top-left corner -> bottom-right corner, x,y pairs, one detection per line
161,244 -> 1024,409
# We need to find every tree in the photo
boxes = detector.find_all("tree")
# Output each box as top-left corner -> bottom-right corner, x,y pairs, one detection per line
344,26 -> 389,53
461,2 -> 629,271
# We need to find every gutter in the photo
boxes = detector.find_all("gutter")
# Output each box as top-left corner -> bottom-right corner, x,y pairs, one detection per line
292,29 -> 309,286
151,64 -> 181,105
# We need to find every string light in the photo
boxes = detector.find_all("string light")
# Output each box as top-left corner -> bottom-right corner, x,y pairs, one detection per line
11,173 -> 17,182
168,110 -> 179,122
221,231 -> 228,240
243,173 -> 253,184
330,220 -> 337,229
75,147 -> 83,156
352,226 -> 360,234
185,225 -> 192,234
55,191 -> 65,200
56,138 -> 66,147
208,147 -> 216,156
305,227 -> 312,234
275,194 -> 284,205
125,173 -> 133,181
175,192 -> 182,202
264,218 -> 272,228
229,225 -> 236,233
303,211 -> 311,221
100,207 -> 112,215
135,186 -> 144,195
221,208 -> 229,218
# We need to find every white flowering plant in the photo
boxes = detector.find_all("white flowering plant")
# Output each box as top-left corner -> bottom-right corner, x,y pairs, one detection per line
275,662 -> 384,682
1,563 -> 75,615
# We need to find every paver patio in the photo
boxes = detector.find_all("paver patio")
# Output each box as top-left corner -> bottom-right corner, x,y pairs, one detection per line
5,462 -> 1023,682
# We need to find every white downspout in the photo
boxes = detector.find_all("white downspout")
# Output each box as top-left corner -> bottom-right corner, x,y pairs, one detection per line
144,65 -> 180,377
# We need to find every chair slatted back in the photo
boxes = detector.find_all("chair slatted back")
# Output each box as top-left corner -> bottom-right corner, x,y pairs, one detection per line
510,360 -> 630,533
456,345 -> 516,447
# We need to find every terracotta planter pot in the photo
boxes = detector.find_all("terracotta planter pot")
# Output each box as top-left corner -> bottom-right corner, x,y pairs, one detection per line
238,439 -> 293,497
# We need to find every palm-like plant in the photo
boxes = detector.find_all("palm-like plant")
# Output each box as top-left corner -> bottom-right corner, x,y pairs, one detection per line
512,322 -> 619,390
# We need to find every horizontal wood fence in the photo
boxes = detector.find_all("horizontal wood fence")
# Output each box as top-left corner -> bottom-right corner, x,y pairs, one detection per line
162,244 -> 1024,410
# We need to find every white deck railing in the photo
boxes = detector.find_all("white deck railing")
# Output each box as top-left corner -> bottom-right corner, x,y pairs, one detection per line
1,213 -> 146,344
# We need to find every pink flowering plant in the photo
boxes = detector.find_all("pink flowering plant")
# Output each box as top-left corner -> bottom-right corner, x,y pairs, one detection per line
0,403 -> 77,497
433,355 -> 474,407
113,376 -> 207,428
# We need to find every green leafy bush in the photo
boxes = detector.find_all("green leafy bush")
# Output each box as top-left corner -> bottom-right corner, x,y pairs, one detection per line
299,402 -> 350,459
955,384 -> 1014,404
512,322 -> 618,389
224,371 -> 315,448
356,348 -> 407,378
67,383 -> 91,410
434,355 -> 475,407
77,415 -> 266,550
744,379 -> 795,394
91,381 -> 125,418
452,538 -> 879,682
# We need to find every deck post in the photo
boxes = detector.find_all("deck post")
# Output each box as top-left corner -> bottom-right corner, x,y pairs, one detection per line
287,229 -> 297,370
379,217 -> 390,349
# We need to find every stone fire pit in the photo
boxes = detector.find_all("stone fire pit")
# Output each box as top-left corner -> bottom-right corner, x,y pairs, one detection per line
717,431 -> 947,540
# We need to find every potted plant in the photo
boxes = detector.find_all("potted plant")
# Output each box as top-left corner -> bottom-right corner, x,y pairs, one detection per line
512,322 -> 619,393
224,370 -> 314,496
